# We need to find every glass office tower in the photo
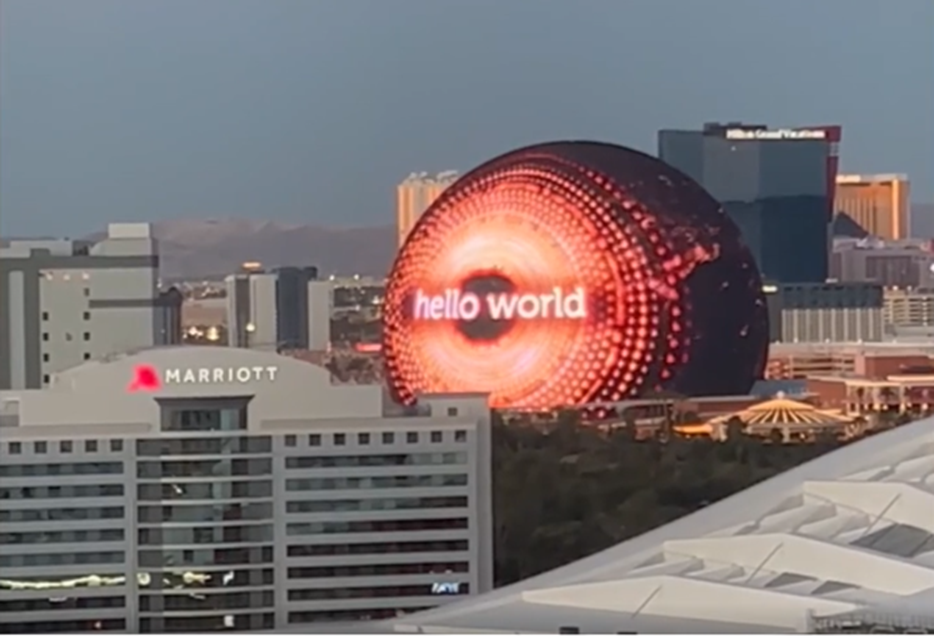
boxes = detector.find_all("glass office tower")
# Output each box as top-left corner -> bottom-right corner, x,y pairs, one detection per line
659,123 -> 841,284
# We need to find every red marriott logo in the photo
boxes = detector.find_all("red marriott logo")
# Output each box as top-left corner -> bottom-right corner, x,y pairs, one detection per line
128,364 -> 161,392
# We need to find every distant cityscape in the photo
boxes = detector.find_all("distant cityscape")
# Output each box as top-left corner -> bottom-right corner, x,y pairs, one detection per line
2,119 -> 934,634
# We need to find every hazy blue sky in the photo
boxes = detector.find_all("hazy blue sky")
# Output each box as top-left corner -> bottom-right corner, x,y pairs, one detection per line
1,0 -> 931,236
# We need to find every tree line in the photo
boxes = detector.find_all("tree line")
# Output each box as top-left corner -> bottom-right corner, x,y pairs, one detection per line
490,411 -> 844,586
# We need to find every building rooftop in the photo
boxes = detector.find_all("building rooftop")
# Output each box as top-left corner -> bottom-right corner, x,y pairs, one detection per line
708,396 -> 853,428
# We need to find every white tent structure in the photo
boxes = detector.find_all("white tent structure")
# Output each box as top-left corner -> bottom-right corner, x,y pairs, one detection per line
384,417 -> 934,634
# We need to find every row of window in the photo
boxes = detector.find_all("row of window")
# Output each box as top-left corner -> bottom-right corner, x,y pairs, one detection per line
0,461 -> 124,478
139,613 -> 273,633
3,459 -> 469,487
0,533 -> 471,555
285,473 -> 468,491
1,430 -> 468,457
138,524 -> 273,546
288,582 -> 470,601
137,458 -> 272,479
0,484 -> 123,500
0,551 -> 125,568
286,539 -> 468,558
286,517 -> 469,536
288,560 -> 469,579
138,480 -> 272,501
162,409 -> 246,433
136,437 -> 272,457
139,590 -> 274,613
286,429 -> 467,447
0,484 -> 123,499
0,506 -> 125,523
41,309 -> 91,321
4,439 -> 123,455
138,546 -> 273,568
0,595 -> 125,613
140,567 -> 274,590
289,607 -> 429,624
41,351 -> 92,365
0,571 -> 125,589
0,528 -> 124,546
41,330 -> 91,341
0,619 -> 126,634
137,502 -> 272,524
285,495 -> 468,514
285,451 -> 467,469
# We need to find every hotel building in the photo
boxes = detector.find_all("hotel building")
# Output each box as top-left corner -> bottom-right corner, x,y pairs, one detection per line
834,174 -> 911,241
0,223 -> 182,390
0,346 -> 493,633
396,172 -> 458,249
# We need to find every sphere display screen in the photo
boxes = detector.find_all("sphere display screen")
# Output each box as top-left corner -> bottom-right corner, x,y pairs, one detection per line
383,141 -> 769,410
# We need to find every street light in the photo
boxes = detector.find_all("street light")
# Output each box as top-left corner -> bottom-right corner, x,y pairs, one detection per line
244,322 -> 256,348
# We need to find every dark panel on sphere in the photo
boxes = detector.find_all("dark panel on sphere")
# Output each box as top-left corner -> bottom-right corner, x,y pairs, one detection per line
383,141 -> 769,409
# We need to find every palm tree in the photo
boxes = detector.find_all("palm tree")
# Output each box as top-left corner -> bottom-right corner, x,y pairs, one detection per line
878,386 -> 895,403
854,386 -> 866,408
725,416 -> 745,442
768,427 -> 784,445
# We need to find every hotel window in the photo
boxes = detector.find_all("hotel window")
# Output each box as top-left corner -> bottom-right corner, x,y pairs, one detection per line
42,311 -> 49,321
42,333 -> 49,341
43,374 -> 50,384
85,440 -> 98,452
308,434 -> 321,446
83,311 -> 91,320
285,435 -> 297,447
110,439 -> 123,452
42,353 -> 49,362
447,407 -> 459,416
84,352 -> 91,360
60,440 -> 73,453
430,431 -> 443,443
455,430 -> 467,442
9,442 -> 21,454
83,332 -> 91,341
34,441 -> 47,454
334,433 -> 346,446
163,408 -> 246,433
382,432 -> 394,444
358,432 -> 370,445
406,432 -> 418,444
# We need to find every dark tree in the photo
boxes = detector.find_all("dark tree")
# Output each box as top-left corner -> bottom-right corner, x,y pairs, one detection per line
491,418 -> 842,586
768,427 -> 784,445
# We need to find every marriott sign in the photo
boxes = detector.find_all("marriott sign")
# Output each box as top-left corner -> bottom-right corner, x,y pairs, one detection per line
164,366 -> 279,385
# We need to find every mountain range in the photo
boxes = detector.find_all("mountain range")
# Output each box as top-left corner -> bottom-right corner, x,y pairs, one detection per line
94,219 -> 398,280
63,203 -> 934,280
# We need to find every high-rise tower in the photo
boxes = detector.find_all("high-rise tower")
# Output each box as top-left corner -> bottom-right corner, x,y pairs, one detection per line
396,171 -> 458,249
835,174 -> 911,240
659,122 -> 842,284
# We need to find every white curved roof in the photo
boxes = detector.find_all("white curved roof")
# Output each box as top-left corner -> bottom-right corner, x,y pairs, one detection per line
386,417 -> 934,634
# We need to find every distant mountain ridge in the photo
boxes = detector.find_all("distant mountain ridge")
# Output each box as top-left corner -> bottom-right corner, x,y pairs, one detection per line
85,219 -> 397,280
13,203 -> 933,280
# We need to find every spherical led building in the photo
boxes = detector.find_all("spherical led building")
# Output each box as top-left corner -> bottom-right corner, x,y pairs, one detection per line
383,141 -> 769,410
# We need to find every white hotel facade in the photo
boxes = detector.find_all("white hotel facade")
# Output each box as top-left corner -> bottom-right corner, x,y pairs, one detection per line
0,346 -> 493,633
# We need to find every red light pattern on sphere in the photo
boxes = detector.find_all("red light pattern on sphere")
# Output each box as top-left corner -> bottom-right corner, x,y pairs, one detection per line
383,141 -> 769,410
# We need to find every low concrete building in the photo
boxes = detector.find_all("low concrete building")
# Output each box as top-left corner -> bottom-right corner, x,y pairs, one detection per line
0,223 -> 182,390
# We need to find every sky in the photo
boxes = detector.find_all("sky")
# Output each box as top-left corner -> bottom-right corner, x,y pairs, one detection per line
1,0 -> 932,237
